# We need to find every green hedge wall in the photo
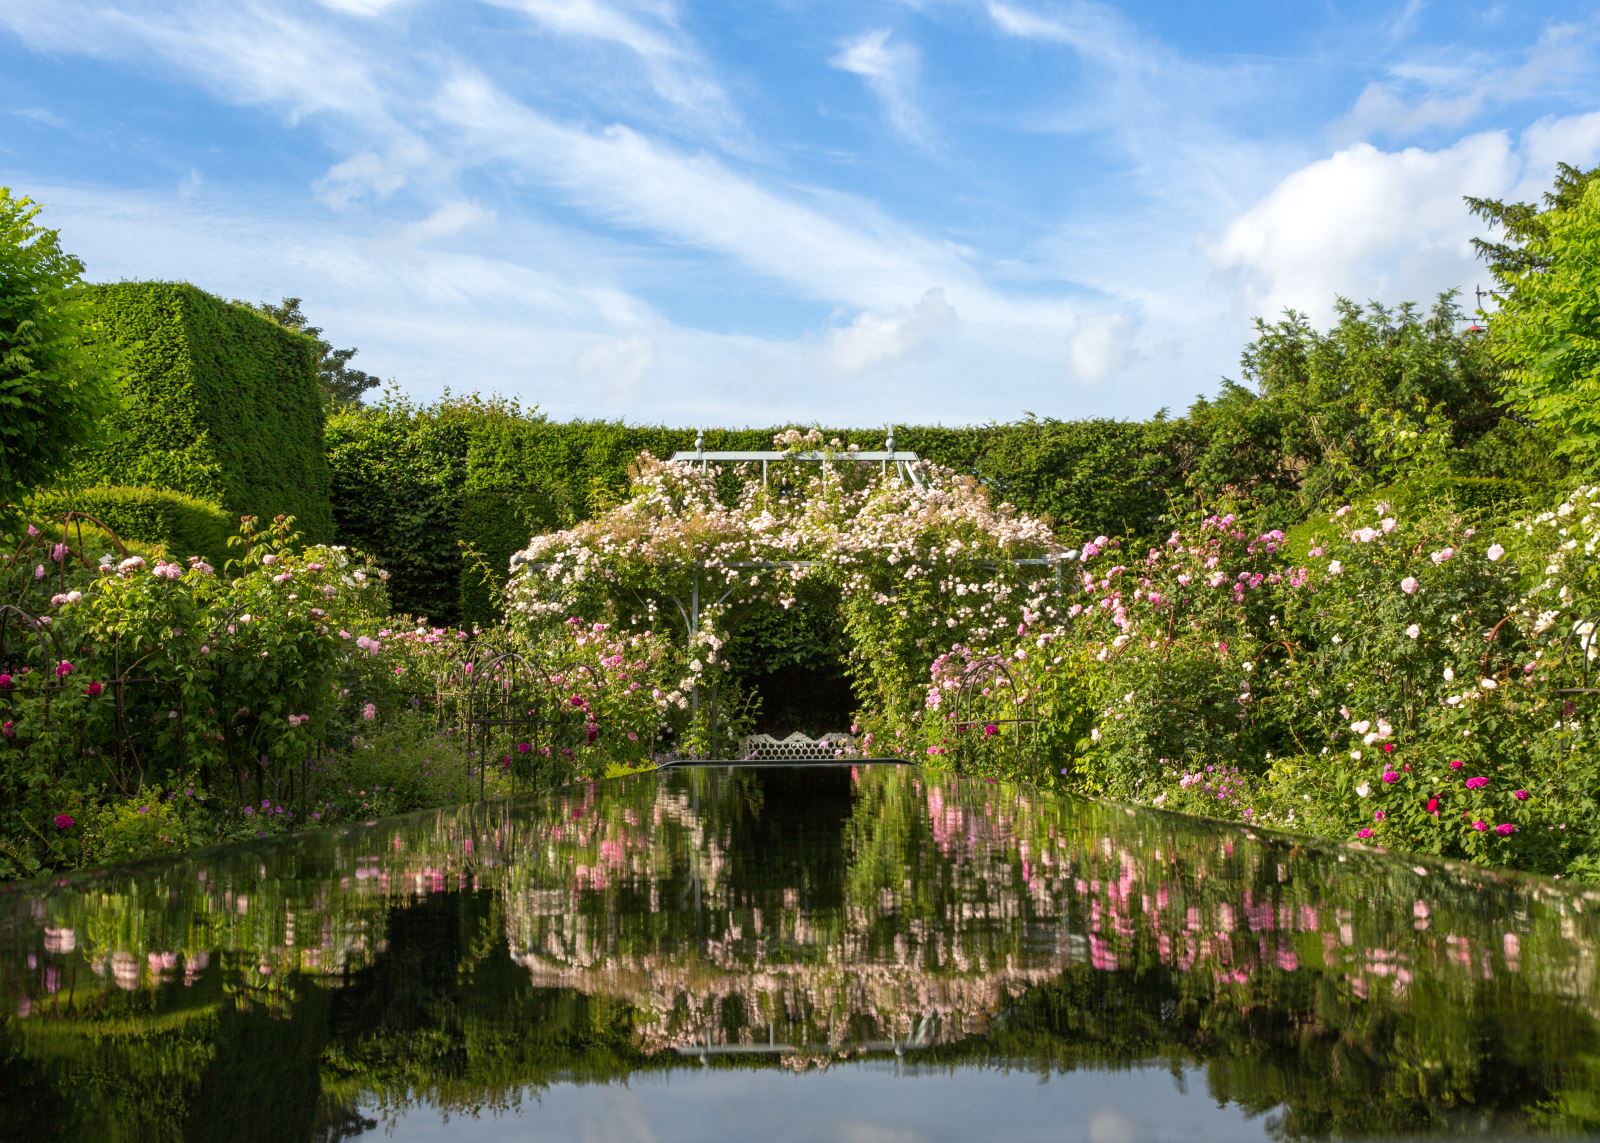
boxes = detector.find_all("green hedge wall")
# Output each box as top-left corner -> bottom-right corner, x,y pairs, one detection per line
26,484 -> 235,565
66,283 -> 332,540
325,401 -> 1189,625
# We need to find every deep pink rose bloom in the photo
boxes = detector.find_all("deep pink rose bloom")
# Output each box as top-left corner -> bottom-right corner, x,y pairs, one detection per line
1495,823 -> 1516,836
1514,789 -> 1529,801
54,661 -> 74,678
84,681 -> 103,697
53,814 -> 73,829
1465,776 -> 1488,790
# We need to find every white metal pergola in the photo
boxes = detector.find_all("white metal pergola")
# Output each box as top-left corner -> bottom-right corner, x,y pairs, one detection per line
670,428 -> 926,489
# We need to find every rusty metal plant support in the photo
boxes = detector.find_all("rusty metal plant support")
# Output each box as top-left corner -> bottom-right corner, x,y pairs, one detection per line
948,654 -> 1038,775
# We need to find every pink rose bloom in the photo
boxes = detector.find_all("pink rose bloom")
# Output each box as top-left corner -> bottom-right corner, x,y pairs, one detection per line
53,813 -> 73,829
1401,576 -> 1418,594
1357,828 -> 1374,839
54,661 -> 74,679
362,703 -> 376,721
1465,775 -> 1488,790
1495,823 -> 1516,835
1473,820 -> 1488,831
1449,759 -> 1464,770
1381,770 -> 1400,783
1514,789 -> 1529,801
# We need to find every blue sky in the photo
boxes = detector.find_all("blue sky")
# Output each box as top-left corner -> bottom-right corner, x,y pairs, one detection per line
3,1 -> 1599,426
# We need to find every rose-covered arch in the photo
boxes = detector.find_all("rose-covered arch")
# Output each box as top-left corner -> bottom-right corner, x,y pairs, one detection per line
505,433 -> 1069,757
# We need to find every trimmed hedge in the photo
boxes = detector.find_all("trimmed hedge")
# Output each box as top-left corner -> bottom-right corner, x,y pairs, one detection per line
26,484 -> 235,565
66,282 -> 332,539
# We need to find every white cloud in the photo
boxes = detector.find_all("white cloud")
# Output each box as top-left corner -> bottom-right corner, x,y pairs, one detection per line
1067,311 -> 1133,383
1336,17 -> 1600,142
830,28 -> 933,147
827,288 -> 958,374
433,71 -> 996,313
487,0 -> 736,130
0,1 -> 398,131
577,334 -> 657,403
400,200 -> 497,243
313,0 -> 411,15
1206,114 -> 1600,326
981,0 -> 1283,222
313,140 -> 429,208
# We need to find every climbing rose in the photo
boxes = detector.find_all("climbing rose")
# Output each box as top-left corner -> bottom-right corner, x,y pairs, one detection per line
54,661 -> 74,678
84,681 -> 103,697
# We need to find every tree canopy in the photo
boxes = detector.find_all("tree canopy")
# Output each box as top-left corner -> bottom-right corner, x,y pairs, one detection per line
247,296 -> 380,409
0,188 -> 115,506
1478,174 -> 1600,459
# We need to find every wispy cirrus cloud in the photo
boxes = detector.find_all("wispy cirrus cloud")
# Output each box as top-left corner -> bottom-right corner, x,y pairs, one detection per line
0,1 -> 401,131
830,28 -> 935,148
486,0 -> 738,134
1335,16 -> 1600,143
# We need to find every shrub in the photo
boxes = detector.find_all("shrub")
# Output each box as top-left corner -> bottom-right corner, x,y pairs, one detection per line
27,485 -> 235,565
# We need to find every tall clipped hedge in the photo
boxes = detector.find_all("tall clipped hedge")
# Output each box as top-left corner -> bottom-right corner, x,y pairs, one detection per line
65,283 -> 332,539
26,485 -> 235,565
325,398 -> 1185,624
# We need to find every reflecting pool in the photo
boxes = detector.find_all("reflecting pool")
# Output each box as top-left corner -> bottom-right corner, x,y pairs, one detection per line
2,763 -> 1599,1140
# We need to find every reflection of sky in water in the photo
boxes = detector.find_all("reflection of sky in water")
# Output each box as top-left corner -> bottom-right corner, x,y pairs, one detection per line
375,1064 -> 1261,1142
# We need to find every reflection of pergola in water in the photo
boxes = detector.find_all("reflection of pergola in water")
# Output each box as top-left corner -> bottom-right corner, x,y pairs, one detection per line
507,948 -> 1084,1058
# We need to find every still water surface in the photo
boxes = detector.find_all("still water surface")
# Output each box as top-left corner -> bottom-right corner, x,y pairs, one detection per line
1,763 -> 1598,1140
